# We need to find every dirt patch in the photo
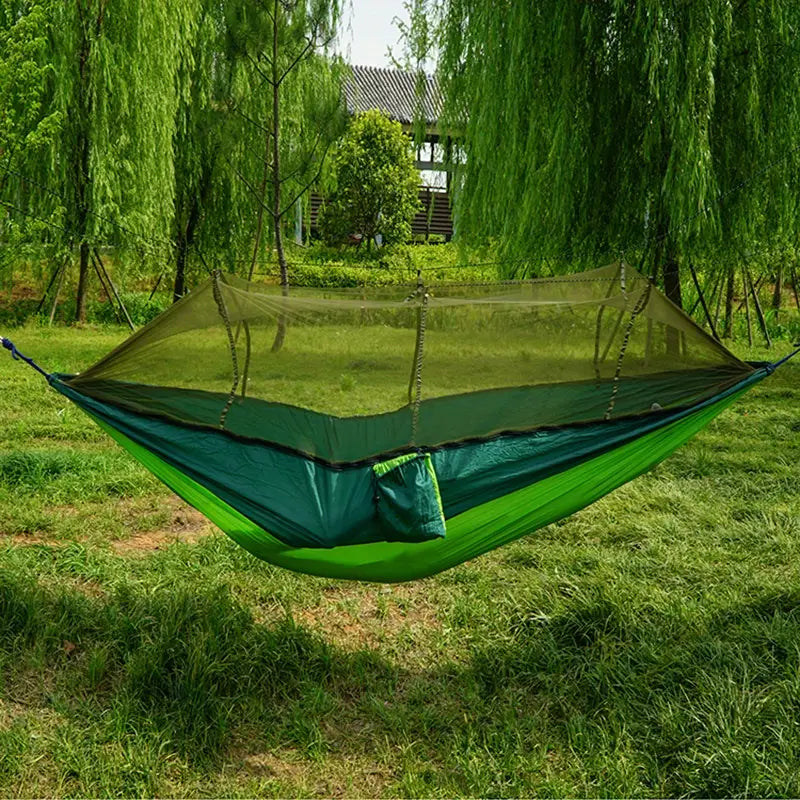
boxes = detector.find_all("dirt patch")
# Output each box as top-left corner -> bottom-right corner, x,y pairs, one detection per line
240,749 -> 393,797
1,533 -> 58,547
112,498 -> 214,554
294,582 -> 441,651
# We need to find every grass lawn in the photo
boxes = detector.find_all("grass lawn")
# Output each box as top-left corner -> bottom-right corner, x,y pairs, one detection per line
0,323 -> 798,797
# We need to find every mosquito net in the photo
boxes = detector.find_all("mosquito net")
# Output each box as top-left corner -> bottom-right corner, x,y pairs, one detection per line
62,263 -> 753,464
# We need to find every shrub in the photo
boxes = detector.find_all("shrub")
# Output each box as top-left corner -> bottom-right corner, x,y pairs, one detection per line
318,110 -> 420,247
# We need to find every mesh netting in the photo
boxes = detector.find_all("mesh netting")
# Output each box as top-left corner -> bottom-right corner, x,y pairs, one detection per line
64,263 -> 753,463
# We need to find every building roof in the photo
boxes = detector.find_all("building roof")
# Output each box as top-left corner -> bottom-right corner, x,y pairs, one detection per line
344,65 -> 442,126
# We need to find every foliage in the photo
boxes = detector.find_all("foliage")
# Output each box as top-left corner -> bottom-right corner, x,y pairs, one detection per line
1,0 -> 200,319
89,292 -> 170,327
0,0 -> 62,284
318,109 -> 420,247
0,0 -> 60,169
168,0 -> 345,300
223,0 -> 345,292
415,2 -> 800,292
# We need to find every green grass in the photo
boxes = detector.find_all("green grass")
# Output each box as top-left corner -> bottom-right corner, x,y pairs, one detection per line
0,322 -> 799,796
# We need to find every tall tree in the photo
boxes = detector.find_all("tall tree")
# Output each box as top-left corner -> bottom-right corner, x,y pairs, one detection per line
170,0 -> 256,301
419,2 -> 800,305
0,0 -> 61,281
225,0 -> 344,346
12,0 -> 196,319
319,109 -> 420,247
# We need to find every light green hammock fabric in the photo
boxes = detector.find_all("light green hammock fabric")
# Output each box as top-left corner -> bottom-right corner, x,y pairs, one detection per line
3,262 -> 786,582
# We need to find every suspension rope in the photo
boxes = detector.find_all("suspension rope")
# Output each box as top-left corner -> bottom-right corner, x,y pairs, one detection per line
767,344 -> 800,373
407,273 -> 429,444
1,337 -> 51,380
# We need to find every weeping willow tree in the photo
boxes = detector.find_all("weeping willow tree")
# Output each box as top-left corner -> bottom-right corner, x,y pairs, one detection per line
169,0 -> 257,301
170,0 -> 345,303
8,0 -> 198,320
0,0 -> 61,281
418,1 -> 800,306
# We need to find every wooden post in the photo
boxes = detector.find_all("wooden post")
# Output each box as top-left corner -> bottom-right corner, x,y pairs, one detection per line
688,261 -> 720,341
742,265 -> 753,347
744,263 -> 771,348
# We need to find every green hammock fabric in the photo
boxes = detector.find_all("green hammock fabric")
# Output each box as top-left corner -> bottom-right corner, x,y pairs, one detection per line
67,376 -> 757,583
31,263 -> 774,582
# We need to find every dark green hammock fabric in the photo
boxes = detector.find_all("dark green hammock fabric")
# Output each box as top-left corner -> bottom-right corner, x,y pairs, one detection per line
50,368 -> 766,581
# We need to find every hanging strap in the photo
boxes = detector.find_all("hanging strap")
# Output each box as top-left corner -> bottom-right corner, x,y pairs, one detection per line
407,273 -> 429,444
604,279 -> 652,420
1,337 -> 51,380
767,344 -> 800,373
211,271 -> 240,428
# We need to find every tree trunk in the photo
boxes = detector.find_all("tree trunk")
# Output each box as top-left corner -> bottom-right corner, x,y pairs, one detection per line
74,0 -> 93,322
173,194 -> 202,302
742,266 -> 753,347
663,249 -> 682,356
75,240 -> 90,321
723,266 -> 734,339
271,0 -> 288,353
663,253 -> 683,309
772,263 -> 783,317
248,127 -> 271,282
173,235 -> 187,302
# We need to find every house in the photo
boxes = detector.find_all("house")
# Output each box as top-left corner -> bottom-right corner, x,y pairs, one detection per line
309,65 -> 455,241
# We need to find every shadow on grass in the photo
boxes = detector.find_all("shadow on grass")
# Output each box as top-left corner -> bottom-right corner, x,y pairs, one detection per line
3,573 -> 800,796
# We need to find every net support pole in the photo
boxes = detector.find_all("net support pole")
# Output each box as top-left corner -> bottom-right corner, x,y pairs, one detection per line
212,271 -> 240,428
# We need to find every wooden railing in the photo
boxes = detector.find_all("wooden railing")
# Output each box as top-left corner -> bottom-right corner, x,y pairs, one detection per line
308,187 -> 453,242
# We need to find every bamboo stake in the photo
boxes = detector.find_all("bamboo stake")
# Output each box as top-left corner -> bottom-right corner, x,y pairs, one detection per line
48,258 -> 67,325
93,248 -> 135,330
790,266 -> 800,311
37,261 -> 63,313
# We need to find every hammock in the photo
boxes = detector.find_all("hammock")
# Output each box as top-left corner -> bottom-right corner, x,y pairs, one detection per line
3,263 -> 792,582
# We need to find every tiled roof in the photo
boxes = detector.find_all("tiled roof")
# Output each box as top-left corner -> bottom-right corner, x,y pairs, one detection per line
344,65 -> 442,126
